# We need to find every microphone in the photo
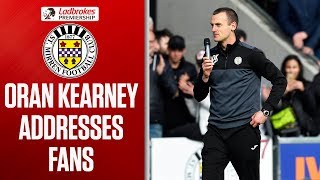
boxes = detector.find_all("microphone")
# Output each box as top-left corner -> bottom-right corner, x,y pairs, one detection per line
204,38 -> 211,59
152,53 -> 158,71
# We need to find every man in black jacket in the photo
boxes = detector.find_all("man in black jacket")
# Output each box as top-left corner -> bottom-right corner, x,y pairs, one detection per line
193,7 -> 287,180
149,30 -> 178,138
164,35 -> 198,136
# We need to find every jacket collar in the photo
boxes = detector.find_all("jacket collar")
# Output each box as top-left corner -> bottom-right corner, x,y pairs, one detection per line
175,57 -> 186,70
218,38 -> 240,54
166,57 -> 186,70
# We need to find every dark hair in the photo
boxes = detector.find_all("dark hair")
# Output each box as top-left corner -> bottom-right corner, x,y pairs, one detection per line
236,29 -> 246,41
155,29 -> 173,41
281,55 -> 305,82
168,35 -> 185,50
213,7 -> 238,27
48,8 -> 55,16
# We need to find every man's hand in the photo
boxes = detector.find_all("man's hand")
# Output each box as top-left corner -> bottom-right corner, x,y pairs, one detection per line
202,56 -> 214,82
156,54 -> 165,75
302,46 -> 314,55
179,82 -> 194,96
179,73 -> 194,96
250,111 -> 267,128
292,31 -> 308,49
179,73 -> 189,82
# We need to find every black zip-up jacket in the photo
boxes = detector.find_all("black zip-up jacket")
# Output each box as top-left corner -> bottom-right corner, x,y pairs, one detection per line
150,54 -> 178,124
194,39 -> 287,129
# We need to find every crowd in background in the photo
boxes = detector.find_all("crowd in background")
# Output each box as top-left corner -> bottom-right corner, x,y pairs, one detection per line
257,0 -> 320,63
148,2 -> 320,139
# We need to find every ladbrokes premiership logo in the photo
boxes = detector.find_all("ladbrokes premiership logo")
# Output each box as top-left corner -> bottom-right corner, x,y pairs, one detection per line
42,23 -> 97,78
41,7 -> 99,21
43,8 -> 56,20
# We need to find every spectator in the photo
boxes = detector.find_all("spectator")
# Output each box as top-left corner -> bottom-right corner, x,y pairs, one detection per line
277,0 -> 320,62
162,50 -> 209,141
236,29 -> 247,42
164,35 -> 198,136
149,30 -> 178,138
262,55 -> 318,136
155,29 -> 173,59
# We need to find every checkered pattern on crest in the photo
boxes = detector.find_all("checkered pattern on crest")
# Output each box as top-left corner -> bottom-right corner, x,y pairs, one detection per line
59,48 -> 82,57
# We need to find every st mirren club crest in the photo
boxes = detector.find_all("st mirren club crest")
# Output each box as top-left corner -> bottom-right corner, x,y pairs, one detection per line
42,23 -> 98,78
234,56 -> 242,65
58,39 -> 82,69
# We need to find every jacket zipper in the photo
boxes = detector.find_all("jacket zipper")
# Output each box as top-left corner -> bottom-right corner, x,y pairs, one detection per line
225,52 -> 228,69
